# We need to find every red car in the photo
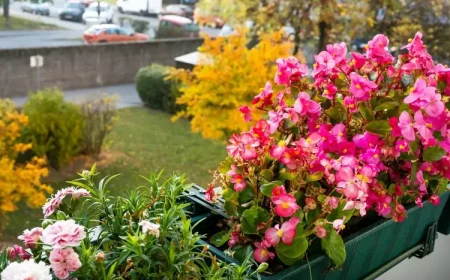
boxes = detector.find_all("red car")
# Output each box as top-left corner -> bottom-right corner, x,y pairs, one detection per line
83,24 -> 149,44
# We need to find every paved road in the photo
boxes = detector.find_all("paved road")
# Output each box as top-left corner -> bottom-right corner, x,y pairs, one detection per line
0,0 -> 219,49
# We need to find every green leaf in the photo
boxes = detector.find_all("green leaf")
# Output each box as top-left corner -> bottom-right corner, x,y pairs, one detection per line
305,207 -> 321,225
241,206 -> 271,234
373,101 -> 399,112
275,224 -> 308,265
292,208 -> 304,221
260,181 -> 284,198
321,230 -> 346,266
210,230 -> 230,247
325,104 -> 346,123
218,157 -> 234,174
280,170 -> 296,180
358,102 -> 374,120
222,189 -> 239,205
365,120 -> 391,135
306,172 -> 324,182
259,169 -> 274,181
239,187 -> 254,204
423,146 -> 446,161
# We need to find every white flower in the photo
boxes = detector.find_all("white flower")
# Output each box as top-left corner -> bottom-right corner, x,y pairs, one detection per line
139,220 -> 160,237
1,259 -> 52,280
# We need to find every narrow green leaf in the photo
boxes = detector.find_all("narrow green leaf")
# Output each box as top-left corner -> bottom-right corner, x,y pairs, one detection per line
306,172 -> 324,182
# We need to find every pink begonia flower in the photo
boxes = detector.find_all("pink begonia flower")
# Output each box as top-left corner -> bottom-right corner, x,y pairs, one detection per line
415,171 -> 428,194
393,204 -> 406,222
18,227 -> 43,249
271,185 -> 287,197
264,217 -> 299,246
395,139 -> 409,154
205,185 -> 219,202
274,57 -> 308,85
349,72 -> 378,101
8,245 -> 31,261
270,141 -> 287,159
376,195 -> 392,216
296,132 -> 321,153
304,197 -> 317,210
139,220 -> 160,237
267,110 -> 284,134
49,247 -> 81,280
344,96 -> 357,113
42,187 -> 90,217
253,242 -> 275,263
404,78 -> 444,117
226,133 -> 260,161
429,194 -> 441,206
415,196 -> 424,208
366,34 -> 394,63
337,141 -> 356,156
402,31 -> 427,55
343,200 -> 367,216
41,220 -> 86,249
227,164 -> 246,192
332,217 -> 346,233
294,92 -> 321,116
271,194 -> 300,217
389,117 -> 402,137
351,52 -> 367,69
323,83 -> 338,100
339,155 -> 358,169
325,196 -> 339,209
239,106 -> 252,122
228,231 -> 240,248
331,124 -> 346,144
316,226 -> 327,239
252,81 -> 273,107
398,111 -> 416,141
312,51 -> 336,78
283,107 -> 299,123
326,42 -> 347,64
413,111 -> 434,141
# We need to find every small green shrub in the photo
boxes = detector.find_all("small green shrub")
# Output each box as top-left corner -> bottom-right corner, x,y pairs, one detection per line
135,64 -> 182,114
80,96 -> 118,155
23,88 -> 85,169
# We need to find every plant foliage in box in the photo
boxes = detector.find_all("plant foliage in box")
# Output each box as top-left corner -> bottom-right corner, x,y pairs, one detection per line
0,166 -> 265,280
205,31 -> 450,272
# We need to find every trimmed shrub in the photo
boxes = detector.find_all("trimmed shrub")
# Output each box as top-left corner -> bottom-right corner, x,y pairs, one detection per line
80,96 -> 118,155
135,64 -> 182,114
23,88 -> 85,169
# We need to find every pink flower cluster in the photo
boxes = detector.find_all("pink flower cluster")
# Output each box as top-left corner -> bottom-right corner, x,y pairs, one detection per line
41,220 -> 86,249
43,187 -> 90,217
217,31 -> 449,266
49,248 -> 82,279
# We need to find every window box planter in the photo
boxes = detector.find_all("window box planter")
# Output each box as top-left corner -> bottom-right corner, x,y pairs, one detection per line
186,190 -> 449,280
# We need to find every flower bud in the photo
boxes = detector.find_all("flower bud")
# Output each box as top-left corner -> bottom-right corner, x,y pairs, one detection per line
256,262 -> 269,273
429,194 -> 440,206
315,226 -> 327,239
94,251 -> 105,263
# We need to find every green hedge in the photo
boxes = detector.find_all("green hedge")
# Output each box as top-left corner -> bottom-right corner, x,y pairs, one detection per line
135,64 -> 183,114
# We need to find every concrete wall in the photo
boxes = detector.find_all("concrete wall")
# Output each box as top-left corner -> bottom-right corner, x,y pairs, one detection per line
0,38 -> 202,98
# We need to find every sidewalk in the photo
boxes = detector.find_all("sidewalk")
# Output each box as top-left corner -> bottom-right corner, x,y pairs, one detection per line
11,83 -> 143,109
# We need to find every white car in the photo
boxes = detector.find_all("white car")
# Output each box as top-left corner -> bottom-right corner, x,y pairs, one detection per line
117,0 -> 162,15
82,2 -> 114,24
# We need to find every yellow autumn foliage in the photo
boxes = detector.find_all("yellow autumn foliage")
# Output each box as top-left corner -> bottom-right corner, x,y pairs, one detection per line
0,99 -> 52,222
170,30 -> 292,140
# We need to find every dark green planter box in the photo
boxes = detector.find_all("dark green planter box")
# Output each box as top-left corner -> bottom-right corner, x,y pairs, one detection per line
191,192 -> 449,280
438,194 -> 450,235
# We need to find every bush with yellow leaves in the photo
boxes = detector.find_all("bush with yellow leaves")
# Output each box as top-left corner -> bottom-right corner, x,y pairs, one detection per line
0,99 -> 52,228
170,30 -> 292,140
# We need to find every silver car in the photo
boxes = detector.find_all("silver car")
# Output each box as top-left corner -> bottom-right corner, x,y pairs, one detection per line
21,0 -> 52,16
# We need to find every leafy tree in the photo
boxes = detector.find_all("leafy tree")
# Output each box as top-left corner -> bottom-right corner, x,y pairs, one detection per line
196,0 -> 373,52
1,0 -> 10,28
169,30 -> 292,140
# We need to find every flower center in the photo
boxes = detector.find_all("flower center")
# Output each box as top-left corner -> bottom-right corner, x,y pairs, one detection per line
349,104 -> 355,109
338,132 -> 343,137
399,144 -> 405,150
261,249 -> 268,257
426,123 -> 432,128
277,229 -> 284,237
373,154 -> 379,158
356,84 -> 362,89
281,202 -> 290,209
343,149 -> 348,153
340,224 -> 346,230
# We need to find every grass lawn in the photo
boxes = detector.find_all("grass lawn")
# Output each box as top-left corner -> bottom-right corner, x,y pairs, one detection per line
2,107 -> 227,243
0,16 -> 59,31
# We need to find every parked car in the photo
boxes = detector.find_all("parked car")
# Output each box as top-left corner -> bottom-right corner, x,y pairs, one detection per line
59,0 -> 85,22
160,5 -> 193,19
193,7 -> 224,28
83,24 -> 149,44
156,15 -> 200,39
82,2 -> 114,24
21,0 -> 51,16
117,0 -> 162,15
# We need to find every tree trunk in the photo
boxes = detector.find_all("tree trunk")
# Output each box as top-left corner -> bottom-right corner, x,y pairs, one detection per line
3,0 -> 10,29
293,31 -> 301,57
317,21 -> 329,52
